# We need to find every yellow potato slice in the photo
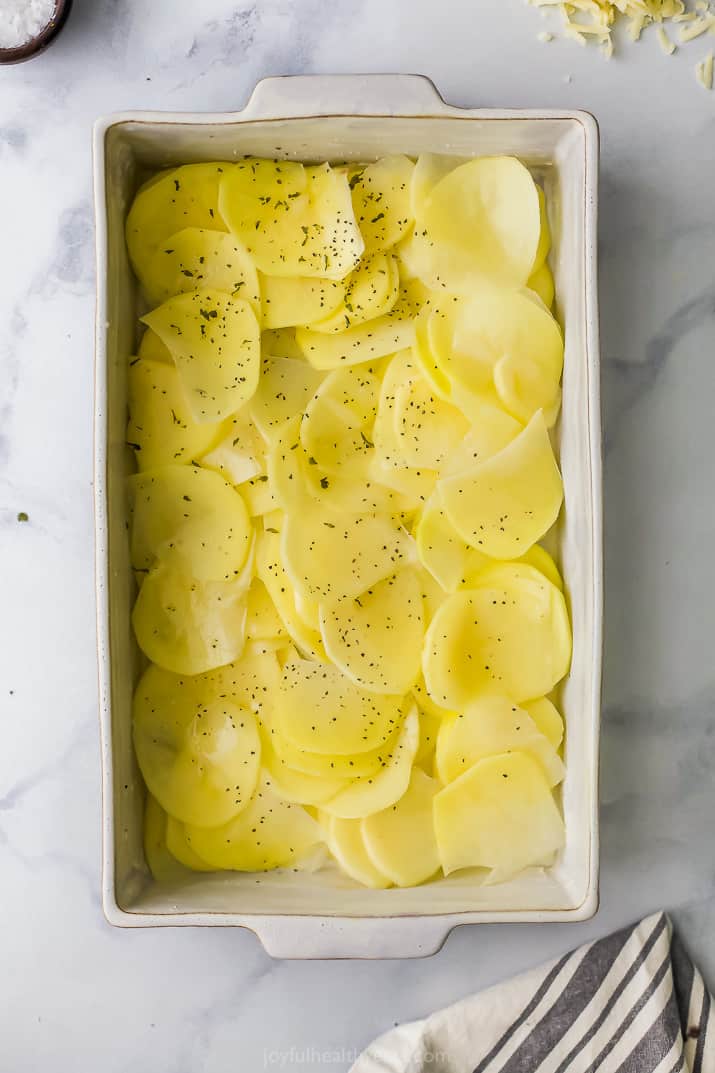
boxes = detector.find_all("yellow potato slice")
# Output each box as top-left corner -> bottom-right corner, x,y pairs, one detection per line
142,288 -> 260,423
144,794 -> 189,882
420,157 -> 541,292
525,697 -> 565,751
261,729 -> 349,805
250,355 -> 324,442
370,349 -> 438,505
133,662 -> 261,827
413,705 -> 443,773
256,526 -> 327,661
308,252 -> 400,333
415,489 -> 491,593
350,155 -> 415,252
245,578 -> 288,643
127,358 -> 227,471
165,816 -> 214,871
132,561 -> 248,675
242,475 -> 277,517
415,562 -> 447,625
143,227 -> 261,311
129,464 -> 252,582
185,771 -> 322,870
319,706 -> 419,819
261,274 -> 345,330
319,568 -> 424,694
440,411 -> 563,560
219,159 -> 363,279
410,153 -> 464,218
272,725 -> 401,779
300,367 -> 379,478
517,544 -> 563,591
411,675 -> 454,723
533,185 -> 551,273
435,695 -> 565,787
198,410 -> 266,487
294,588 -> 321,632
126,163 -> 228,291
440,403 -> 522,479
275,658 -> 404,755
433,751 -> 565,880
138,328 -> 172,364
323,814 -> 391,888
527,262 -> 555,309
422,563 -> 572,708
393,371 -> 469,470
296,300 -> 415,370
368,454 -> 436,511
261,327 -> 305,360
281,507 -> 414,601
362,769 -> 441,887
210,641 -> 283,728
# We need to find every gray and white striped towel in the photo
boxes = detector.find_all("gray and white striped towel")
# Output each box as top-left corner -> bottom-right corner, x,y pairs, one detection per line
351,913 -> 713,1073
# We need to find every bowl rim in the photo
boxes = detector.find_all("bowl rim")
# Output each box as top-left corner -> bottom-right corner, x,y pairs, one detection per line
0,0 -> 73,65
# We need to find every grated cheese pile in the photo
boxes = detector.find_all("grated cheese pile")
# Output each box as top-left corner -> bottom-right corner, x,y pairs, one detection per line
528,0 -> 715,84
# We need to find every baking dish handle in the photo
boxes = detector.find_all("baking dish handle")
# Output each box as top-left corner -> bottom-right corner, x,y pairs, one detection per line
248,915 -> 456,960
240,73 -> 450,120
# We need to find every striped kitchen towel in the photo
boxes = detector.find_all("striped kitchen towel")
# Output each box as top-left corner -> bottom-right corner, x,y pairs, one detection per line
350,913 -> 713,1073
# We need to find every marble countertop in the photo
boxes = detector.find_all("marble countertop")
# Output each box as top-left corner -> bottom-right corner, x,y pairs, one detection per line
2,0 -> 715,1068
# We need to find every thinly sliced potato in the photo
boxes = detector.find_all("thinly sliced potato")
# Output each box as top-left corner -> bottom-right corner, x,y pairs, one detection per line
261,327 -> 305,360
210,641 -> 283,728
256,526 -> 327,661
527,262 -> 555,309
142,288 -> 260,423
165,816 -> 215,871
410,153 -> 464,218
300,367 -> 379,478
435,695 -> 564,786
362,769 -> 440,887
413,705 -> 443,773
320,569 -> 424,694
126,163 -> 228,290
261,274 -> 345,329
350,155 -> 415,252
440,411 -> 563,560
411,676 -> 454,722
198,410 -> 265,487
143,227 -> 261,311
128,358 -> 227,471
245,578 -> 288,642
219,159 -> 363,279
133,662 -> 261,827
525,697 -> 565,751
394,371 -> 469,471
415,489 -> 491,593
242,475 -> 278,517
271,724 -> 401,779
517,544 -> 563,591
250,355 -> 324,442
261,729 -> 349,805
138,328 -> 172,364
433,751 -> 565,880
293,588 -> 321,632
319,707 -> 419,819
129,464 -> 252,582
309,252 -> 399,333
323,814 -> 391,888
144,794 -> 190,882
186,771 -> 322,870
422,563 -> 572,708
533,185 -> 551,273
370,349 -> 438,504
296,301 -> 415,370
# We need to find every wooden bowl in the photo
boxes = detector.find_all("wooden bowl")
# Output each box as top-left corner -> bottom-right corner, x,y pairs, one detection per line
0,0 -> 73,65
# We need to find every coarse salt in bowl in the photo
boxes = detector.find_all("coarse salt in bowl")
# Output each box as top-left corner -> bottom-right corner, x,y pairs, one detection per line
0,0 -> 72,63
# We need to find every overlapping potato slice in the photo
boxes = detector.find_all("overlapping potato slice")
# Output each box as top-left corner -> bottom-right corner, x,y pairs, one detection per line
219,159 -> 363,279
261,275 -> 345,329
250,355 -> 324,441
127,358 -> 227,471
517,544 -> 563,591
417,157 -> 541,293
242,475 -> 277,517
435,695 -> 565,786
133,662 -> 261,827
525,697 -> 565,751
533,185 -> 551,274
300,367 -> 379,478
275,658 -> 404,755
245,578 -> 288,643
319,706 -> 419,819
261,327 -> 305,360
126,163 -> 228,291
350,155 -> 415,252
308,252 -> 399,333
528,262 -> 555,310
415,489 -> 491,593
142,288 -> 260,423
185,771 -> 322,870
261,729 -> 349,805
439,412 -> 563,560
138,328 -> 172,364
198,409 -> 266,487
320,569 -> 424,694
323,815 -> 391,888
256,526 -> 327,661
281,506 -> 414,602
413,705 -> 443,772
296,296 -> 416,370
423,563 -> 572,708
393,366 -> 469,470
143,227 -> 261,311
130,464 -> 252,581
271,724 -> 401,779
211,641 -> 283,727
144,794 -> 190,882
409,153 -> 464,219
166,816 -> 214,871
433,752 -> 565,881
362,769 -> 441,887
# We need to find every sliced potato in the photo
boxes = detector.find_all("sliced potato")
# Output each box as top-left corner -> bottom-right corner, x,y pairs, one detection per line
144,794 -> 189,882
275,658 -> 404,755
300,367 -> 379,478
422,563 -> 572,708
415,490 -> 491,593
362,769 -> 440,887
261,327 -> 305,360
261,274 -> 345,329
245,578 -> 288,642
132,562 -> 248,675
411,676 -> 454,722
309,252 -> 399,333
413,705 -> 443,773
133,662 -> 261,827
320,569 -> 424,694
256,526 -> 327,661
350,155 -> 415,252
261,729 -> 349,805
394,370 -> 470,470
293,588 -> 321,632
128,358 -> 227,471
435,695 -> 564,786
250,355 -> 324,442
210,641 -> 283,728
242,475 -> 278,517
185,771 -> 322,870
143,227 -> 261,311
198,410 -> 265,487
410,153 -> 464,218
525,697 -> 565,751
129,464 -> 252,582
433,751 -> 565,880
517,544 -> 563,591
323,815 -> 391,888
296,301 -> 415,371
138,328 -> 172,364
533,185 -> 551,273
219,159 -> 363,279
527,262 -> 555,309
319,706 -> 419,819
165,816 -> 215,871
271,725 -> 400,779
126,163 -> 228,291
440,411 -> 563,560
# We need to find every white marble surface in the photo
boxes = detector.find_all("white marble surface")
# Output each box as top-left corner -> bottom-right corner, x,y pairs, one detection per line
2,0 -> 715,1068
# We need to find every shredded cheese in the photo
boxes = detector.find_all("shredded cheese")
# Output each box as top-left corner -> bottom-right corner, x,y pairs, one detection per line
695,49 -> 714,83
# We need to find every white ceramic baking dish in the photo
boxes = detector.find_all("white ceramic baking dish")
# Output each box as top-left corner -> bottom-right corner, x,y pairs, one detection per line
93,74 -> 602,959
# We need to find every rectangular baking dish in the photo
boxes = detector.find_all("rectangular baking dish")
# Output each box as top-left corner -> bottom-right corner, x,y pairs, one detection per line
93,74 -> 602,959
